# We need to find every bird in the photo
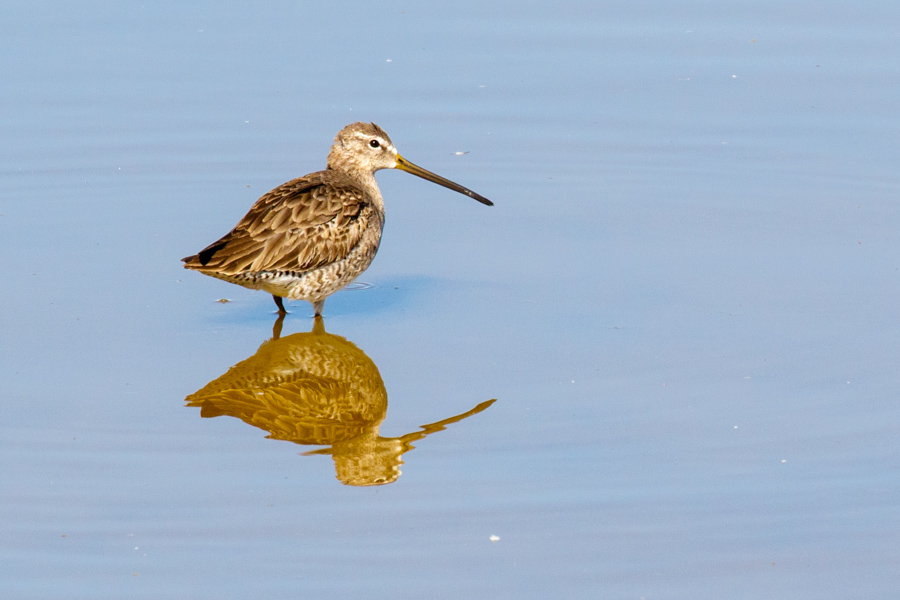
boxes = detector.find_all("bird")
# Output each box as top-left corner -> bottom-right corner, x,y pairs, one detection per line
182,122 -> 492,316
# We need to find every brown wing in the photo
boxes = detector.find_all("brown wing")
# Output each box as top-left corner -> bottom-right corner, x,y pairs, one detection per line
183,171 -> 375,276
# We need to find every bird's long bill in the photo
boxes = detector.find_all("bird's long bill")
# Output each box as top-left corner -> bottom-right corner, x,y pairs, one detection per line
395,155 -> 493,206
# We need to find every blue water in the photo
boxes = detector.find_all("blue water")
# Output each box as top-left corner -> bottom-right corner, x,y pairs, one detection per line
2,1 -> 898,598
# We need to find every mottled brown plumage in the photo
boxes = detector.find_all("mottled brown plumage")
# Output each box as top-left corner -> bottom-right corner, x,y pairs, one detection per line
183,122 -> 492,316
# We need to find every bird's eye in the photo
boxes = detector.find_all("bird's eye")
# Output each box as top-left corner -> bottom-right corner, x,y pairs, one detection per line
369,139 -> 380,148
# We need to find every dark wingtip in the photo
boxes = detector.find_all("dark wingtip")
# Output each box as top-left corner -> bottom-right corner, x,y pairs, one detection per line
195,241 -> 228,266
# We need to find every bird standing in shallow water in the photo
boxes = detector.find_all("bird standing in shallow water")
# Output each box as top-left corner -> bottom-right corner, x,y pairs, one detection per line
183,122 -> 492,316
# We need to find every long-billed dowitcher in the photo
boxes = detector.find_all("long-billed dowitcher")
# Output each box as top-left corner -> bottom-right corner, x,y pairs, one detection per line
183,122 -> 492,316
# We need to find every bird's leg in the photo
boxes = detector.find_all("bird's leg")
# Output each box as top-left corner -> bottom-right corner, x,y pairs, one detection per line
273,295 -> 287,314
312,299 -> 325,317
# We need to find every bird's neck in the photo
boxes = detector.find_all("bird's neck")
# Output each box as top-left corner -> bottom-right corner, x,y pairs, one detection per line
326,163 -> 385,213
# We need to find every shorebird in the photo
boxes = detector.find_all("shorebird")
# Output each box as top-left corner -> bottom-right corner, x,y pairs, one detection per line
183,122 -> 492,316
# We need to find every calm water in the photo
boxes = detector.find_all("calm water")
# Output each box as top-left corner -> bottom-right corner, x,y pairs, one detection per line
2,1 -> 898,598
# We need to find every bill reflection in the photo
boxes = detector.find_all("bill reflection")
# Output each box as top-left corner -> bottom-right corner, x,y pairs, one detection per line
186,316 -> 495,486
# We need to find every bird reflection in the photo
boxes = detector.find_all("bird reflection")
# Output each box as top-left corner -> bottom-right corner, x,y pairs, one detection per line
185,315 -> 495,486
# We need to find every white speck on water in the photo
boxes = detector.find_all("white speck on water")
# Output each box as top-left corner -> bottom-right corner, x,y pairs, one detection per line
489,535 -> 500,542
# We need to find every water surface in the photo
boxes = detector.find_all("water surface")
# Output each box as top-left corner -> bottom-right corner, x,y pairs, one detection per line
1,1 -> 898,598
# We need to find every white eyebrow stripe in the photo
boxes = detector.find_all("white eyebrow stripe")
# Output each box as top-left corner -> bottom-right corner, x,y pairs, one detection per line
353,132 -> 393,151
